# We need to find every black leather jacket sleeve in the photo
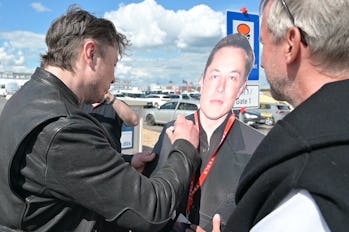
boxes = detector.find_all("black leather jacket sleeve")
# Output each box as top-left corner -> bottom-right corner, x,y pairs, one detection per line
34,114 -> 200,231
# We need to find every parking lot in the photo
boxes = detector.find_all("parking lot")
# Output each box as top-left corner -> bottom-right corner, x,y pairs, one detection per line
0,97 -> 272,150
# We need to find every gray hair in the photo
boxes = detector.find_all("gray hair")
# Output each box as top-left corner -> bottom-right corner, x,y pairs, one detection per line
260,0 -> 349,76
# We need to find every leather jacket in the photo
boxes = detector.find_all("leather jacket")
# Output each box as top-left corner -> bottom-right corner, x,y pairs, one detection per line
0,68 -> 200,231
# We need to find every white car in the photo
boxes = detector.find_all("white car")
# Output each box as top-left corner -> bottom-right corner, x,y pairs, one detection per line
145,94 -> 171,108
144,99 -> 200,125
113,92 -> 153,108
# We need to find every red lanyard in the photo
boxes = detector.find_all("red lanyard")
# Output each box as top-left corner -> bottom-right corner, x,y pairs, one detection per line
186,111 -> 236,215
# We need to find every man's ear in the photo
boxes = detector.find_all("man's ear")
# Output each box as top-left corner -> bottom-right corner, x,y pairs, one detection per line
237,81 -> 247,99
83,40 -> 97,69
285,27 -> 301,64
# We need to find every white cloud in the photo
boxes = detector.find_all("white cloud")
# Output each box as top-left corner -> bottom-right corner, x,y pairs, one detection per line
31,2 -> 51,12
175,5 -> 225,49
0,31 -> 45,72
104,0 -> 226,87
0,47 -> 28,72
104,0 -> 170,47
104,0 -> 225,49
0,31 -> 45,50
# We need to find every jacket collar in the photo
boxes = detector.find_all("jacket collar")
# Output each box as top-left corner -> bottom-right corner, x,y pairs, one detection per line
33,67 -> 79,106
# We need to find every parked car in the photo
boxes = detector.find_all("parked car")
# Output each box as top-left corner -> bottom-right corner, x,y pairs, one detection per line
5,82 -> 19,99
233,109 -> 266,128
181,92 -> 201,100
0,84 -> 6,97
250,102 -> 291,125
166,94 -> 181,99
145,94 -> 171,108
144,100 -> 200,125
114,91 -> 153,108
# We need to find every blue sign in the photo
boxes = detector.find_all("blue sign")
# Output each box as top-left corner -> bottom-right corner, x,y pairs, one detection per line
227,11 -> 259,81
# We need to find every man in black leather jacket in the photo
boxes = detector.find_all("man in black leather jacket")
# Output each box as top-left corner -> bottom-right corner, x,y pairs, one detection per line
0,6 -> 200,232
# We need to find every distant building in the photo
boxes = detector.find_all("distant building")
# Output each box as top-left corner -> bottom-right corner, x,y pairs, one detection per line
0,71 -> 31,98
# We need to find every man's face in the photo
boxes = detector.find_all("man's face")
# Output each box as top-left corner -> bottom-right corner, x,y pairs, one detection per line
200,46 -> 247,121
260,0 -> 290,101
87,45 -> 118,103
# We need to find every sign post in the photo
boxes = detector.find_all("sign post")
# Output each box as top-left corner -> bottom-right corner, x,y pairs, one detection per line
227,11 -> 260,108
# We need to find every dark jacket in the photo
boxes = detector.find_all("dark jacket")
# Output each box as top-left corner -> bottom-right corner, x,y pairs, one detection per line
0,68 -> 200,232
81,103 -> 124,152
225,80 -> 349,231
148,112 -> 264,231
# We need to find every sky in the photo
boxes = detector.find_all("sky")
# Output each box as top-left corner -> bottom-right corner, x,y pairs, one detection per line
0,0 -> 268,89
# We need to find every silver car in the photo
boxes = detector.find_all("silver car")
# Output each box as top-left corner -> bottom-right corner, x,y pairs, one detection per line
144,99 -> 199,125
251,102 -> 291,125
